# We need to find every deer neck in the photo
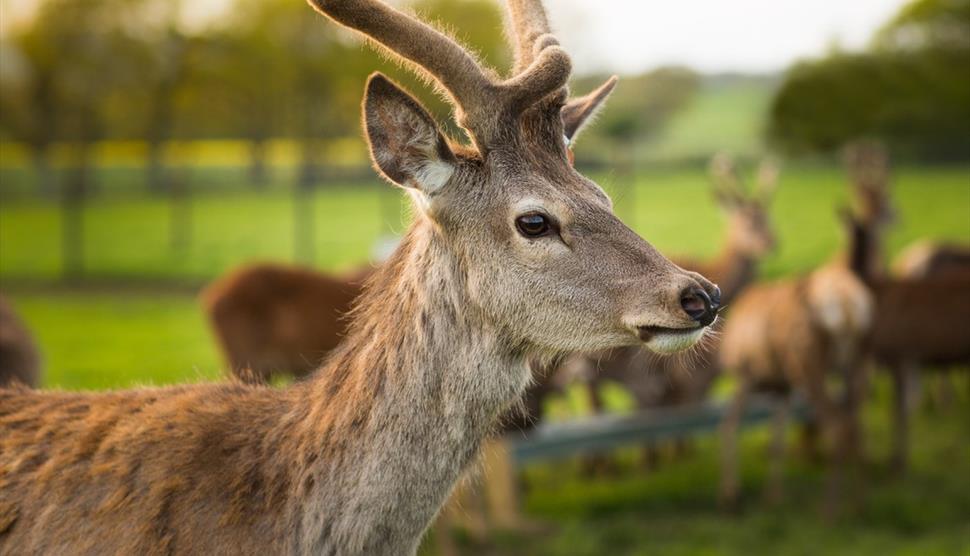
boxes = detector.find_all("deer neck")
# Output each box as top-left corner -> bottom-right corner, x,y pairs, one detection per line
286,222 -> 530,554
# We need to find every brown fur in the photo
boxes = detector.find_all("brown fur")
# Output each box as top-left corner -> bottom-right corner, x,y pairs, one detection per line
841,147 -> 969,471
848,216 -> 970,471
892,241 -> 970,279
0,2 -> 720,554
0,295 -> 41,389
201,264 -> 371,384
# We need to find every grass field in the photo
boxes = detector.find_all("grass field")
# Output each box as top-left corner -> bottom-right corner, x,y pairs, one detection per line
2,165 -> 968,283
1,163 -> 968,554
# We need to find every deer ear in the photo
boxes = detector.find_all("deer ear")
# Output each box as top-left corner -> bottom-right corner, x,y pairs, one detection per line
363,73 -> 456,195
561,76 -> 618,142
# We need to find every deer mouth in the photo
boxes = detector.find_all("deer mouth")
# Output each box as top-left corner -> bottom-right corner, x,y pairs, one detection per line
637,324 -> 708,354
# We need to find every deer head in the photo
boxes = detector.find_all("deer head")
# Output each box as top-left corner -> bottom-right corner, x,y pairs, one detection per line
307,0 -> 720,356
710,153 -> 778,258
844,141 -> 895,230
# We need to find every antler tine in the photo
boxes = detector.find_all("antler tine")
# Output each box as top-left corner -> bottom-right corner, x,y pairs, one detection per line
308,0 -> 571,147
306,1 -> 492,120
755,157 -> 780,199
709,152 -> 745,198
506,0 -> 553,72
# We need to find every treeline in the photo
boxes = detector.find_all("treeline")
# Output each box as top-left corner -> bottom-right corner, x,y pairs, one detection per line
768,0 -> 970,162
0,0 -> 699,193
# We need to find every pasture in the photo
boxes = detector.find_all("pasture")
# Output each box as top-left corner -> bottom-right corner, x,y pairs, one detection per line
1,164 -> 968,554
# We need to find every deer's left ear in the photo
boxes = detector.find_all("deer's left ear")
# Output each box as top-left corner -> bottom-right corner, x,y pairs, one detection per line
561,76 -> 618,142
363,73 -> 457,196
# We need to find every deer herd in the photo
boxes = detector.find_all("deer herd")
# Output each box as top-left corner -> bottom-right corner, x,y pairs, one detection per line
0,1 -> 967,554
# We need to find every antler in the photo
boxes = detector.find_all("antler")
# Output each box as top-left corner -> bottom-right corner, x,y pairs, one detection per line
506,0 -> 555,72
709,152 -> 745,201
754,157 -> 780,201
307,0 -> 571,149
844,141 -> 888,191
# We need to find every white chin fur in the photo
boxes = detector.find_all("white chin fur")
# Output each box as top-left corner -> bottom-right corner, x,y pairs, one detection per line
645,327 -> 707,354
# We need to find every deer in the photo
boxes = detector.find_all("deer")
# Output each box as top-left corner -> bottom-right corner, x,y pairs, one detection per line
200,263 -> 373,384
0,294 -> 41,389
841,144 -> 970,471
842,212 -> 970,473
893,240 -> 970,279
717,206 -> 874,513
0,1 -> 722,554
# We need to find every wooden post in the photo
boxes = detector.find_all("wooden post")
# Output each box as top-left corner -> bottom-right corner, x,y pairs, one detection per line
481,437 -> 520,530
169,169 -> 192,254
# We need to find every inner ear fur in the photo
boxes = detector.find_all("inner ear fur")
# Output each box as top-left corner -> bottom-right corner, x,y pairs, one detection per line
362,73 -> 456,193
561,76 -> 618,142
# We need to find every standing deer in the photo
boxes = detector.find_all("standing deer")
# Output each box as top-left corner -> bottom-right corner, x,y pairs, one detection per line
0,2 -> 721,554
201,263 -> 372,384
0,294 -> 41,389
843,213 -> 970,472
718,207 -> 874,511
842,144 -> 970,471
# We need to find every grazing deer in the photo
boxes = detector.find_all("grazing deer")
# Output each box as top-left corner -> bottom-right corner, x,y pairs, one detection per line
0,1 -> 721,554
584,155 -> 778,420
0,295 -> 41,389
201,263 -> 372,384
718,207 -> 874,511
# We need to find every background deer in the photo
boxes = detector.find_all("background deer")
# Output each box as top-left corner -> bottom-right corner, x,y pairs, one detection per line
0,1 -> 721,553
893,240 -> 970,278
841,145 -> 970,471
842,211 -> 970,472
583,155 -> 778,422
0,294 -> 41,389
717,206 -> 873,511
201,263 -> 372,384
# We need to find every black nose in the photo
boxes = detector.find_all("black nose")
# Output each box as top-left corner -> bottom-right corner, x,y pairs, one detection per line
680,287 -> 718,327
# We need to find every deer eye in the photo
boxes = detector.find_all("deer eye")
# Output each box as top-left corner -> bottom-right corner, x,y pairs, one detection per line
515,213 -> 553,238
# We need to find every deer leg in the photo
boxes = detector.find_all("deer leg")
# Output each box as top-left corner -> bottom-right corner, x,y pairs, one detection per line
842,357 -> 871,510
800,369 -> 843,518
719,377 -> 750,510
763,393 -> 791,506
890,362 -> 915,474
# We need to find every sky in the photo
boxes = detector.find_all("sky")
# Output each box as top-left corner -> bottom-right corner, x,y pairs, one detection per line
0,0 -> 911,74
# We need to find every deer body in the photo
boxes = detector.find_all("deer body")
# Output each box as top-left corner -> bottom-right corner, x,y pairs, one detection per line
1,1 -> 721,553
718,222 -> 873,509
201,263 -> 370,383
893,240 -> 970,279
0,295 -> 40,389
1,229 -> 532,555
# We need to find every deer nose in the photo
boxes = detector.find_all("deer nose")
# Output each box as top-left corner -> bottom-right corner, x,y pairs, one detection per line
680,287 -> 718,327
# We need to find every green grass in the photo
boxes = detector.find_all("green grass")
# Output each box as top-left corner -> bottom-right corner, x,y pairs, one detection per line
651,78 -> 776,160
0,181 -> 406,281
7,291 -> 222,390
2,166 -> 968,282
1,164 -> 968,554
441,379 -> 970,556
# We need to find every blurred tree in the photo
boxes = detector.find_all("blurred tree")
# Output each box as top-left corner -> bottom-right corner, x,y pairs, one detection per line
0,18 -> 63,194
768,0 -> 970,161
